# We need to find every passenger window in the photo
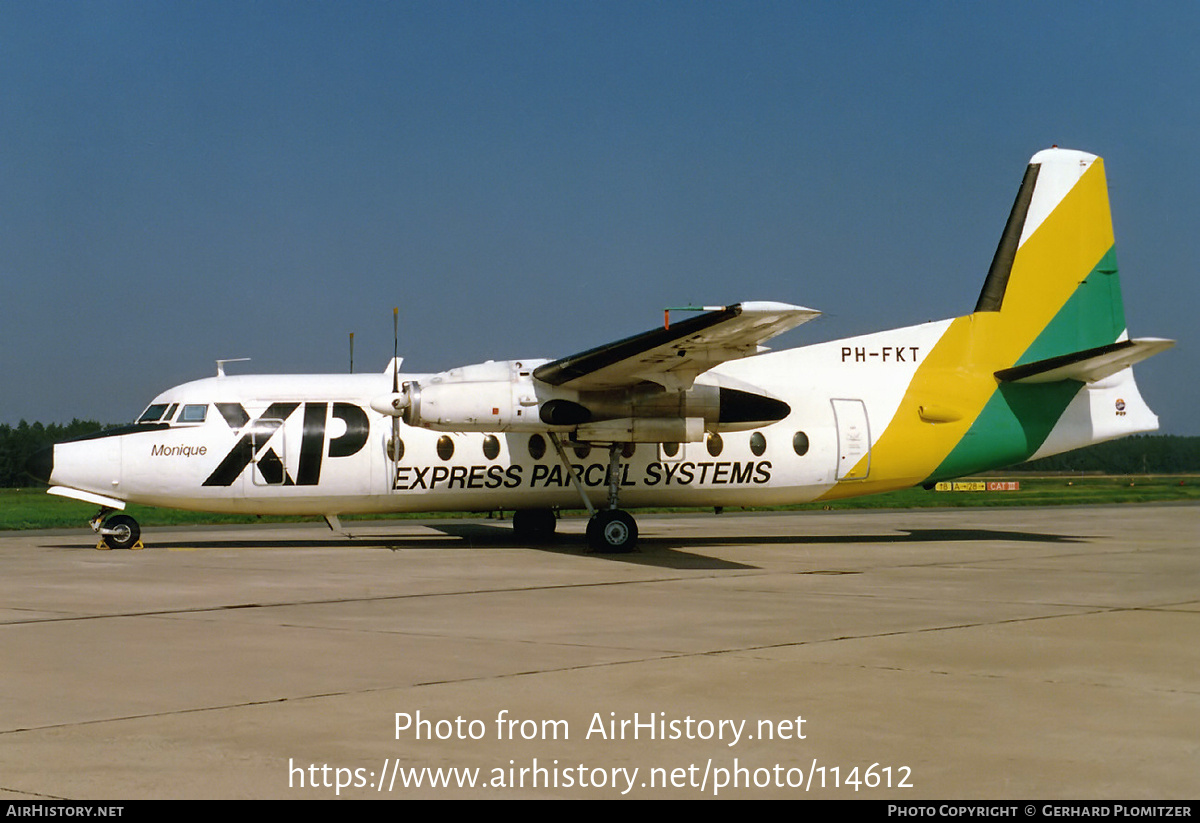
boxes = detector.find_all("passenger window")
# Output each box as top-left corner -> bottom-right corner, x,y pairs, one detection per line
750,432 -> 766,456
387,436 -> 405,461
793,431 -> 810,456
437,436 -> 455,461
482,435 -> 500,460
706,433 -> 723,457
528,434 -> 546,460
180,404 -> 208,423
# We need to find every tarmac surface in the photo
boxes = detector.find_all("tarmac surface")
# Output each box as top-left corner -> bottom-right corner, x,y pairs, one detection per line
0,504 -> 1196,799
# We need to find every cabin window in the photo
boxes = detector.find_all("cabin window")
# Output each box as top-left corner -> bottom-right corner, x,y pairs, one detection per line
528,434 -> 546,460
661,442 -> 680,459
180,404 -> 208,423
437,436 -> 454,461
387,436 -> 404,461
792,431 -> 810,456
482,435 -> 500,460
706,432 -> 723,457
573,443 -> 591,460
750,432 -> 766,456
621,443 -> 636,459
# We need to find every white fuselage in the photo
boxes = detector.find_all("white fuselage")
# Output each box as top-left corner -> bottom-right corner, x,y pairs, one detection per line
48,324 -> 952,516
49,313 -> 1158,518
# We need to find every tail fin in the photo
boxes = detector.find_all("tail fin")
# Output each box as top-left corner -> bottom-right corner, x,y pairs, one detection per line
976,148 -> 1128,365
821,148 -> 1172,495
929,148 -> 1171,478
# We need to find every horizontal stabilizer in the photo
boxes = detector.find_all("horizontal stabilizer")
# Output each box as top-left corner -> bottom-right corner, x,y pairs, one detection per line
994,338 -> 1174,384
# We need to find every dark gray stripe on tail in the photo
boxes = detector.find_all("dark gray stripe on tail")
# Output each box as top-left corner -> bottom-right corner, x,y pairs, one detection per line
975,163 -> 1040,313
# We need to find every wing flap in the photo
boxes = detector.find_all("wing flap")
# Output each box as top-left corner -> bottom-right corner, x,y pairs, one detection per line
533,301 -> 819,391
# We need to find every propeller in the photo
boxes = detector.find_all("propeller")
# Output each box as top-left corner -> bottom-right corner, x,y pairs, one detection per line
389,308 -> 403,462
370,307 -> 415,435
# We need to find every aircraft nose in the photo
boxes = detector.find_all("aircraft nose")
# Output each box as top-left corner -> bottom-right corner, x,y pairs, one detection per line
25,445 -> 54,485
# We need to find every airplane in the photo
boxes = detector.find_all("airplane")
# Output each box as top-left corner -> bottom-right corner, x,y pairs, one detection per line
26,148 -> 1174,552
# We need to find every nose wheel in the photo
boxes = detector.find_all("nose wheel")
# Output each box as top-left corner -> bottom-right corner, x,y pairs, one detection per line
90,509 -> 143,550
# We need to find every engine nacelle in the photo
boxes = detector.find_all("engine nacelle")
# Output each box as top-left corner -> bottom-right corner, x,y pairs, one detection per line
378,359 -> 792,438
394,360 -> 553,432
575,417 -> 705,443
405,378 -> 537,431
576,382 -> 790,434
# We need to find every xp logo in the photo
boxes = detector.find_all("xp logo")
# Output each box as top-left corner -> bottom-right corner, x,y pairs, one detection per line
203,402 -> 370,486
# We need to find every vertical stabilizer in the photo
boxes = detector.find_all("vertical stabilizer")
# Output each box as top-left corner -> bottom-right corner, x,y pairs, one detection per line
981,148 -> 1126,365
819,148 -> 1168,498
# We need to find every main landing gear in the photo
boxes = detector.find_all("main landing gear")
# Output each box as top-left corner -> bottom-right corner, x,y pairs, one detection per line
513,438 -> 640,553
580,442 -> 639,553
90,508 -> 143,550
511,508 -> 557,542
585,508 -> 638,553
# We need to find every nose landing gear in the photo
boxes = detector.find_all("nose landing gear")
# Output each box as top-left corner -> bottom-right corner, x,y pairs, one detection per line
90,509 -> 143,550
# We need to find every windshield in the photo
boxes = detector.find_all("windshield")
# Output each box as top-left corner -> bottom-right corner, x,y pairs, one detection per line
137,403 -> 171,423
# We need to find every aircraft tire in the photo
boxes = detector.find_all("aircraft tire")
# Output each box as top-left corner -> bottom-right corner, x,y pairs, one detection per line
512,508 -> 556,542
587,510 -> 638,553
102,514 -> 141,550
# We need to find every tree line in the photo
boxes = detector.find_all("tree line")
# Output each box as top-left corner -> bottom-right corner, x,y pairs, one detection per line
2,421 -> 1198,488
1015,434 -> 1200,475
0,420 -> 106,488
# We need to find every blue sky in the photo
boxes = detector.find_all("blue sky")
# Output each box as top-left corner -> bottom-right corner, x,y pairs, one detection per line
2,2 -> 1196,433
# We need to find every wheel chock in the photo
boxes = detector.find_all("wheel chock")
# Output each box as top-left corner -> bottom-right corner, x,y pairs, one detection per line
95,538 -> 145,550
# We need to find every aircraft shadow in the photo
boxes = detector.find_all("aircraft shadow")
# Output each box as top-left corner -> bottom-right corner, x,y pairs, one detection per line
44,524 -> 1085,571
425,523 -> 1087,568
427,523 -> 758,570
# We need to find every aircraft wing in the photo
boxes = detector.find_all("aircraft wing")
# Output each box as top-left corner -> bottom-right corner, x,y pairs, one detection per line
533,301 -> 820,391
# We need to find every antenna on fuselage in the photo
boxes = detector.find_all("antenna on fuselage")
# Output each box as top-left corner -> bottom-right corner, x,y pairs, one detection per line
216,358 -> 250,377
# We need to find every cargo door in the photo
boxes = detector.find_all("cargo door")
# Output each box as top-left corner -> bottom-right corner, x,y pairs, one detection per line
832,398 -> 871,480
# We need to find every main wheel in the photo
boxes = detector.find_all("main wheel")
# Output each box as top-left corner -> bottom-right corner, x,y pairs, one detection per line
102,514 -> 141,550
587,510 -> 638,553
512,508 -> 557,542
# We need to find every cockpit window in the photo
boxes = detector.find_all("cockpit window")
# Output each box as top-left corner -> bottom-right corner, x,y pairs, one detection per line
138,404 -> 171,423
180,404 -> 208,423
